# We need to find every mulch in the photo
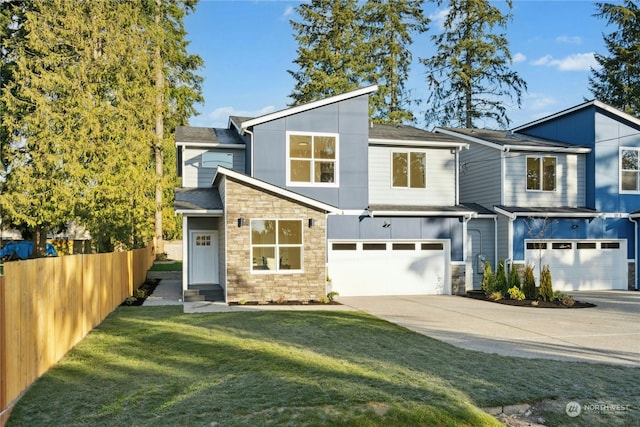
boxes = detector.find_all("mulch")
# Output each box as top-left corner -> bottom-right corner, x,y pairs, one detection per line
120,278 -> 160,306
465,291 -> 596,308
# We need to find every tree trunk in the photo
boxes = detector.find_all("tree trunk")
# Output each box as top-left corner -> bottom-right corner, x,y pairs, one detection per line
154,0 -> 164,256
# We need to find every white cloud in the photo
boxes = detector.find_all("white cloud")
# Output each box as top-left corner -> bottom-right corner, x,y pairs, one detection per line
428,8 -> 451,30
531,52 -> 598,71
556,35 -> 582,45
524,93 -> 557,111
191,105 -> 277,128
512,52 -> 526,63
283,5 -> 294,18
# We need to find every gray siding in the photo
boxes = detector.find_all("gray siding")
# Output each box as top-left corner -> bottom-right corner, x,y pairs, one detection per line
496,214 -> 510,262
459,144 -> 502,207
368,146 -> 456,206
503,152 -> 585,207
251,95 -> 370,210
182,147 -> 245,188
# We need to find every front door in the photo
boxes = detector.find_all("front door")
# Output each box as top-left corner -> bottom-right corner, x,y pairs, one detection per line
189,231 -> 218,284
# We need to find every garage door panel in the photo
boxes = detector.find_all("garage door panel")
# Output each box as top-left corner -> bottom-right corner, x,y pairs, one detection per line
525,240 -> 626,291
329,241 -> 449,296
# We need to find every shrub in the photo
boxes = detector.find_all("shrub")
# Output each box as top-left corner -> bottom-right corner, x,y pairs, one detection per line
508,264 -> 521,289
562,295 -> 575,307
327,291 -> 339,302
507,286 -> 525,301
495,260 -> 508,294
539,265 -> 553,302
489,291 -> 503,301
481,262 -> 496,296
522,264 -> 537,300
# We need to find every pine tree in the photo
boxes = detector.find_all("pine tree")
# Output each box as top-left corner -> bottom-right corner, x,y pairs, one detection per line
522,264 -> 537,300
420,0 -> 526,129
289,0 -> 370,105
538,264 -> 554,302
495,259 -> 508,295
508,263 -> 521,289
589,1 -> 640,116
0,0 -> 156,253
362,0 -> 429,123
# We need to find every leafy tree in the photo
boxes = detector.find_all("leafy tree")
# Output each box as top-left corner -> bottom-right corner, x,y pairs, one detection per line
362,0 -> 429,123
589,1 -> 640,116
421,0 -> 526,129
289,0 -> 370,105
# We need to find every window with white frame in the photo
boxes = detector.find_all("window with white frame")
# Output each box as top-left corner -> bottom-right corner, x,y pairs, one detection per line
392,151 -> 426,188
526,156 -> 556,191
251,219 -> 302,272
288,133 -> 338,185
621,148 -> 640,192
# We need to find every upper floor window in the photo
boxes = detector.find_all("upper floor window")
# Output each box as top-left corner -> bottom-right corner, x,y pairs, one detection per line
392,151 -> 426,188
287,132 -> 338,186
251,219 -> 303,272
526,156 -> 556,191
621,148 -> 640,192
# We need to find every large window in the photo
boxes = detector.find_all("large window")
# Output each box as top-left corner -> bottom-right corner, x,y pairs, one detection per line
251,219 -> 302,272
526,156 -> 556,191
621,148 -> 640,192
288,133 -> 337,185
392,151 -> 426,188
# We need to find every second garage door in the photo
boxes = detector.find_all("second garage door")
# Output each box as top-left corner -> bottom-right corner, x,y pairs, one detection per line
328,240 -> 450,296
524,239 -> 627,291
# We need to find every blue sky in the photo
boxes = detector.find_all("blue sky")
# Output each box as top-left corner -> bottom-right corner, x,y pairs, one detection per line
184,0 -> 616,130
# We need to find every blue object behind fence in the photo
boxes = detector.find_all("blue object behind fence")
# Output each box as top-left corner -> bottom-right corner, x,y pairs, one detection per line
0,241 -> 58,259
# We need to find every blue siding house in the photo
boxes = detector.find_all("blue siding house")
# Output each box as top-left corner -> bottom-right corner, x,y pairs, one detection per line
174,86 -> 485,302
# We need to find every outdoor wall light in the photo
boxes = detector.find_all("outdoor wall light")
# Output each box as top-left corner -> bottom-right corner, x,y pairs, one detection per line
571,223 -> 579,229
237,218 -> 246,227
308,218 -> 315,228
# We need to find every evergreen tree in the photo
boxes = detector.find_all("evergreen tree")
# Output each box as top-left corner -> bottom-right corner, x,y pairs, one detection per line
508,263 -> 521,289
538,264 -> 553,302
495,259 -> 508,295
522,264 -> 537,300
420,0 -> 526,129
362,0 -> 429,123
289,0 -> 370,105
589,1 -> 640,116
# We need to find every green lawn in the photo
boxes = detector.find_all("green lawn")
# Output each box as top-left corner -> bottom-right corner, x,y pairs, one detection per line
148,261 -> 182,271
8,307 -> 639,426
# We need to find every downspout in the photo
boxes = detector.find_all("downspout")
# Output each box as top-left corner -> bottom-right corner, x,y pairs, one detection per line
244,128 -> 254,176
629,216 -> 638,290
493,216 -> 498,272
181,215 -> 188,296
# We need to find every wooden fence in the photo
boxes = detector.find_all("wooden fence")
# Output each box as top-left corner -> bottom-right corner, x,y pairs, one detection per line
0,245 -> 154,426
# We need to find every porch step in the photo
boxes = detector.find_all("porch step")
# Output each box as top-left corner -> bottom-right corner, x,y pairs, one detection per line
184,284 -> 224,303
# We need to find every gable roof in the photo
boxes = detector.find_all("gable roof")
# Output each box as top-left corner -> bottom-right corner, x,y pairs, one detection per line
512,100 -> 640,132
239,85 -> 378,133
435,127 -> 591,153
175,126 -> 245,147
369,123 -> 468,149
213,166 -> 342,214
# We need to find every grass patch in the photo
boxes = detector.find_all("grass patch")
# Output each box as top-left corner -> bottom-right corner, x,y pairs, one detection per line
148,261 -> 182,271
8,308 -> 639,426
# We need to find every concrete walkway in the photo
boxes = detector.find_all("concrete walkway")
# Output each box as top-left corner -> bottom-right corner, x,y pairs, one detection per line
143,279 -> 639,366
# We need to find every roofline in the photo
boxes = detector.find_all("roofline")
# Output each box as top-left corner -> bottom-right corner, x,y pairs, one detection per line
213,166 -> 342,214
176,141 -> 246,149
494,206 -> 602,220
369,138 -> 469,149
175,209 -> 224,216
240,85 -> 378,132
434,127 -> 590,153
512,99 -> 640,132
368,208 -> 476,218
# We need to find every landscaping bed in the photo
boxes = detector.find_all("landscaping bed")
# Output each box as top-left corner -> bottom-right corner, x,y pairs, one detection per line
465,290 -> 596,308
120,278 -> 160,306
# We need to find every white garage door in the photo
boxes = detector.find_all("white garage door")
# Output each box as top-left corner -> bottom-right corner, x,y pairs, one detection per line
328,241 -> 450,296
525,240 -> 627,291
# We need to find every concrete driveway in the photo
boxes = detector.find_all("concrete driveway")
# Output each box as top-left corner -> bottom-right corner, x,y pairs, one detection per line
338,291 -> 640,367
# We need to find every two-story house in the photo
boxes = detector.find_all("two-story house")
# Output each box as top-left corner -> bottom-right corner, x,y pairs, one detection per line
512,100 -> 640,290
174,86 -> 487,302
437,99 -> 640,291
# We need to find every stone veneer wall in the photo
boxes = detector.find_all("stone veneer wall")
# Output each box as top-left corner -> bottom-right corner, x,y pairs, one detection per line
223,177 -> 327,303
451,264 -> 466,295
629,263 -> 636,290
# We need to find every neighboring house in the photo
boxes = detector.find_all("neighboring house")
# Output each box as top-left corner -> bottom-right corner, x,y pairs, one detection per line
437,99 -> 640,291
174,86 -> 488,302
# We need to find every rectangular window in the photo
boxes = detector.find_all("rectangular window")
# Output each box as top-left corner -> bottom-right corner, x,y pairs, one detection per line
363,243 -> 387,251
332,243 -> 357,251
392,151 -> 426,188
288,133 -> 337,185
577,242 -> 597,249
526,242 -> 547,250
526,156 -> 556,191
601,242 -> 620,249
421,243 -> 444,250
552,242 -> 572,249
621,148 -> 640,192
392,243 -> 416,250
251,219 -> 302,272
